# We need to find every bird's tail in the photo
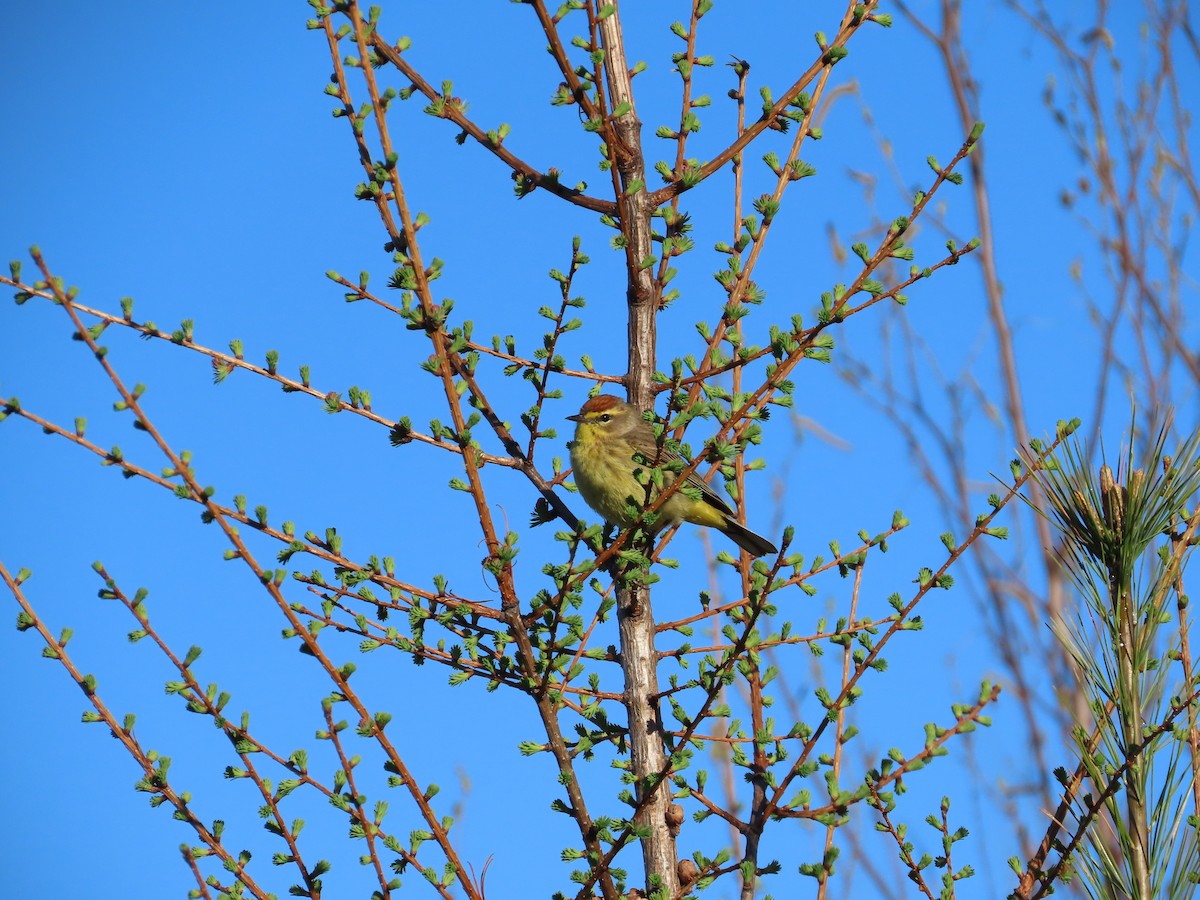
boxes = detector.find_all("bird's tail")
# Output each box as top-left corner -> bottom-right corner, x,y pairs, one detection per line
720,519 -> 778,558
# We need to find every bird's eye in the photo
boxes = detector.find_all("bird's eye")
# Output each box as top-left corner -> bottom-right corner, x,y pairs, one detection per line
600,414 -> 611,422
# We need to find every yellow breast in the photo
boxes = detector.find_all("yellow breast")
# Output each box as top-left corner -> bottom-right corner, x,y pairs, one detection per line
569,435 -> 647,527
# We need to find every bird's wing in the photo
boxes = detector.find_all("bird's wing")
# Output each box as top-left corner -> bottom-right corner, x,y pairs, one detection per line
630,430 -> 736,517
668,450 -> 735,516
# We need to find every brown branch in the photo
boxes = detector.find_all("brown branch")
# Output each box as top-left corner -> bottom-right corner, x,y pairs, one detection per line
646,0 -> 884,206
1,561 -> 275,900
366,31 -> 615,214
33,244 -> 482,900
0,279 -> 523,470
325,704 -> 394,899
815,562 -> 866,899
330,8 -> 624,894
660,207 -> 980,400
2,403 -> 501,622
765,433 -> 1067,821
96,564 -> 440,893
867,783 -> 937,900
530,0 -> 605,125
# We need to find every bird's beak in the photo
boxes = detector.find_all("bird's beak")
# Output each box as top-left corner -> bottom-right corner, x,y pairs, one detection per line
566,414 -> 582,422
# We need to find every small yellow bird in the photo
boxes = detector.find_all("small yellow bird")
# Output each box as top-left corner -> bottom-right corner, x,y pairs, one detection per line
567,395 -> 778,557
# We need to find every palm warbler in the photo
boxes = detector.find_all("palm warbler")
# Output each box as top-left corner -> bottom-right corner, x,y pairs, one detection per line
567,395 -> 778,557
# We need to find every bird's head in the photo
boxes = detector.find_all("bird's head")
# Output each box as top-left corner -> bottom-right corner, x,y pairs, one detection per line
567,395 -> 642,441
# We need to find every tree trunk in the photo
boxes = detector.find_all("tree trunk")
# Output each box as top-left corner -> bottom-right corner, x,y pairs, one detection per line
597,8 -> 680,897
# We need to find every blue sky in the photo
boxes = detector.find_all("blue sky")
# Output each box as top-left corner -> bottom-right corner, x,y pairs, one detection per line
2,2 -> 1194,898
